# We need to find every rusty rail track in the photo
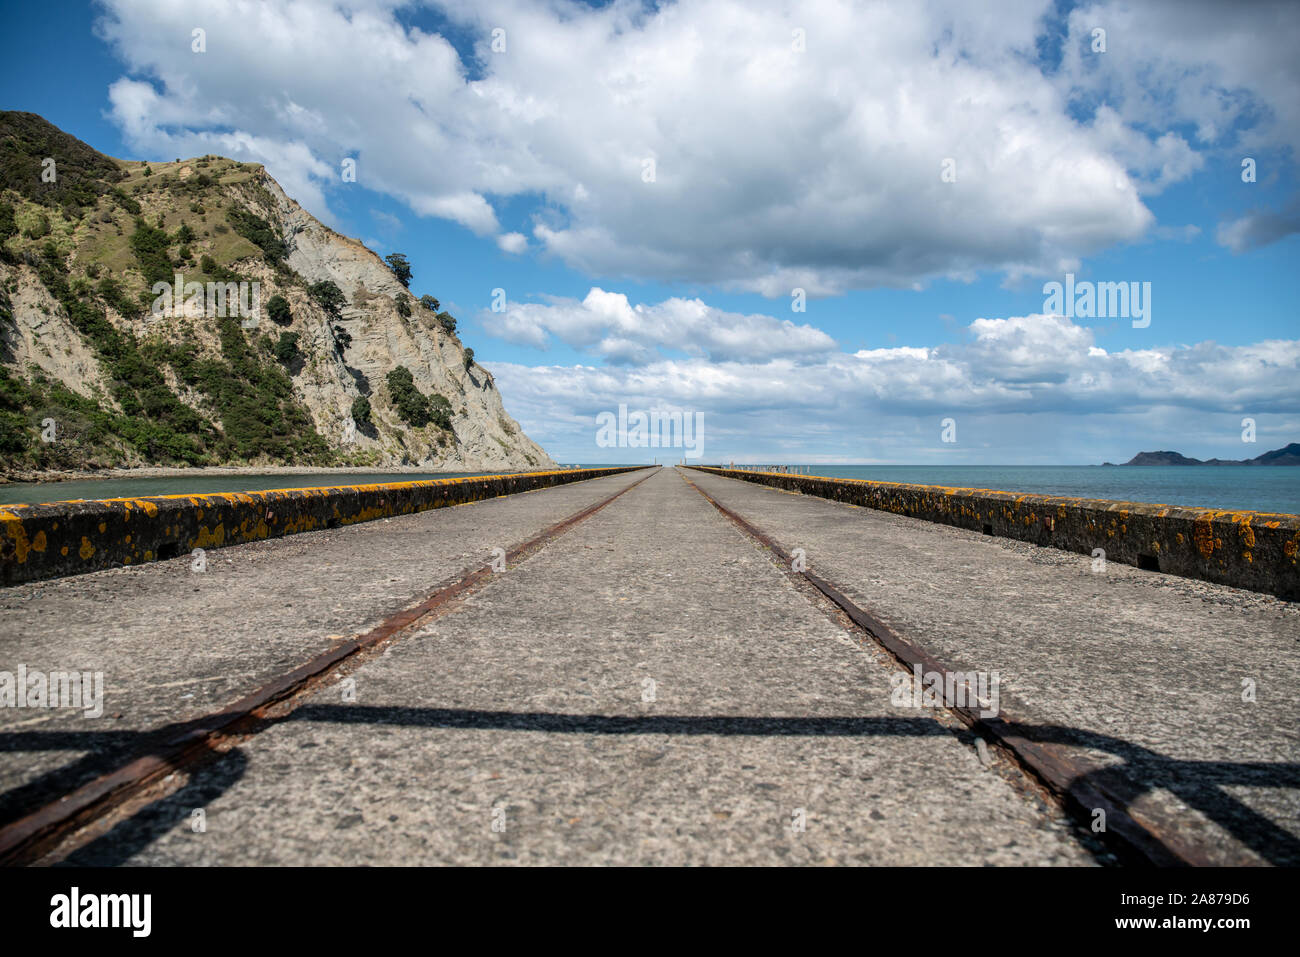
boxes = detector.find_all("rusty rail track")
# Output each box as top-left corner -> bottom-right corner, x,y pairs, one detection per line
678,467 -> 1210,867
0,467 -> 659,866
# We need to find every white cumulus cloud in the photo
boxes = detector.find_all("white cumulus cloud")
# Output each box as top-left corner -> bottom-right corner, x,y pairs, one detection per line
93,0 -> 1299,293
481,287 -> 837,363
487,307 -> 1300,460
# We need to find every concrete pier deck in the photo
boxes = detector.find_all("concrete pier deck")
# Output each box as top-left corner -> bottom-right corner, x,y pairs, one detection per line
1,466 -> 1295,865
682,467 -> 1300,866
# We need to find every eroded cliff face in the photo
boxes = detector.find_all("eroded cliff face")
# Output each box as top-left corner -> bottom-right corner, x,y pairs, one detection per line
254,173 -> 552,470
0,110 -> 554,473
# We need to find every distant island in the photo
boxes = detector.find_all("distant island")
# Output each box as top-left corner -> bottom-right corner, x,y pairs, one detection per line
1102,442 -> 1300,466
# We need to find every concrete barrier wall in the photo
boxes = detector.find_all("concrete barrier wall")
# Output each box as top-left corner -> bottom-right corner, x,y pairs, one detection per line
0,467 -> 647,586
691,467 -> 1300,600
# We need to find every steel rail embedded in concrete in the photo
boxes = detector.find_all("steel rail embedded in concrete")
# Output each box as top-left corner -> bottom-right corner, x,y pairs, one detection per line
40,466 -> 1092,866
679,468 -> 1208,866
683,466 -> 1300,867
0,467 -> 658,865
0,467 -> 646,585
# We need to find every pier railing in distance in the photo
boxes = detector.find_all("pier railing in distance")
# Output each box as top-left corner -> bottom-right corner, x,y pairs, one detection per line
688,466 -> 1299,600
0,467 -> 649,586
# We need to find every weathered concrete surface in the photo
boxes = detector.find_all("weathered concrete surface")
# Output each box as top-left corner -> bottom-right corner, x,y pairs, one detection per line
0,468 -> 650,827
684,467 -> 1300,865
54,468 -> 1094,865
0,467 -> 645,586
694,467 -> 1300,600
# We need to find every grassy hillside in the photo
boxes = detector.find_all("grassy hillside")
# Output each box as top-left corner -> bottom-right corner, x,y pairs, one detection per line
0,111 -> 471,474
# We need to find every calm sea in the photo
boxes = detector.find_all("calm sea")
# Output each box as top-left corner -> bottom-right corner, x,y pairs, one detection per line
724,465 -> 1300,514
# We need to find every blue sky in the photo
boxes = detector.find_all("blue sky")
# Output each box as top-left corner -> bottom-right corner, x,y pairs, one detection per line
2,0 -> 1297,464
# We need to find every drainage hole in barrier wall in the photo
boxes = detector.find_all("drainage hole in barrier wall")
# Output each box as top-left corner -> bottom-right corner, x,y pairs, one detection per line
1137,553 -> 1161,571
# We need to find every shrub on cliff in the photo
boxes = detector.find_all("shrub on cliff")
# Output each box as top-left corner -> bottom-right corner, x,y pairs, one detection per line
0,411 -> 28,455
427,393 -> 453,431
112,188 -> 141,215
385,365 -> 452,431
386,365 -> 431,427
309,279 -> 345,319
273,331 -> 300,365
227,207 -> 287,265
351,395 -> 372,426
97,277 -> 141,319
0,201 -> 16,244
22,212 -> 51,240
200,254 -> 244,284
130,218 -> 174,286
266,294 -> 292,325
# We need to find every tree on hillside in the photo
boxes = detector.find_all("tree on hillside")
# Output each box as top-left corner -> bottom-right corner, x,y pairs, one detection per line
228,207 -> 288,265
384,252 -> 412,288
351,395 -> 372,426
273,331 -> 301,365
420,294 -> 439,312
308,279 -> 346,320
0,201 -> 17,249
463,347 -> 475,371
427,393 -> 453,431
129,218 -> 175,285
386,365 -> 431,427
266,294 -> 292,325
385,365 -> 453,431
